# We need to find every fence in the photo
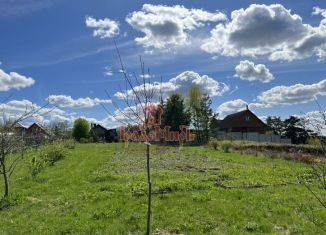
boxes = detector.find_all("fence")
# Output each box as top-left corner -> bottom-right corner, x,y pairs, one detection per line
217,131 -> 291,144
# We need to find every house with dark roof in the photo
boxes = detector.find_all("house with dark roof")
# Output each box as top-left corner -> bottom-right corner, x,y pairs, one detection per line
215,107 -> 291,143
219,106 -> 268,134
90,123 -> 118,142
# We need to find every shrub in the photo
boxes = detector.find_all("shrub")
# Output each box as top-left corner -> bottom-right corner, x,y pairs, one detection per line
209,139 -> 219,150
307,137 -> 322,146
29,156 -> 44,177
40,144 -> 66,166
221,140 -> 232,153
79,138 -> 89,144
294,153 -> 315,164
62,139 -> 76,149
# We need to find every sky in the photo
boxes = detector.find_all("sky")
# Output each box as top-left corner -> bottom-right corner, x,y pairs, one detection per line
1,0 -> 326,128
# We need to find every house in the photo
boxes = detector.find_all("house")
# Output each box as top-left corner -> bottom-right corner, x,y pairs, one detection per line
216,106 -> 291,143
13,123 -> 27,137
219,106 -> 268,134
90,123 -> 118,142
26,123 -> 50,138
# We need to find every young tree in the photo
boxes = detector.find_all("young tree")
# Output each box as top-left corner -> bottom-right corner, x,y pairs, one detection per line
72,118 -> 90,141
0,100 -> 51,197
188,85 -> 203,143
210,116 -> 220,138
161,93 -> 191,131
50,121 -> 70,140
187,85 -> 214,144
101,44 -> 165,235
199,94 -> 215,143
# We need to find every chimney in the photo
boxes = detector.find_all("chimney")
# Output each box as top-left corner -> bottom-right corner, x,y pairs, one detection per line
246,105 -> 249,110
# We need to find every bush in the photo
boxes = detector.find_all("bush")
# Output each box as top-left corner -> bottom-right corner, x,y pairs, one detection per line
209,139 -> 219,150
40,144 -> 66,166
307,137 -> 322,146
79,138 -> 89,144
294,153 -> 315,164
62,139 -> 76,149
221,140 -> 232,153
29,156 -> 44,177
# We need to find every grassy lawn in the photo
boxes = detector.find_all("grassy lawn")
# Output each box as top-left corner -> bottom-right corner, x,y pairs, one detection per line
0,143 -> 325,234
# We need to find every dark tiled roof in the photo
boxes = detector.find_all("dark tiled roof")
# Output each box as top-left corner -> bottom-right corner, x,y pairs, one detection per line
219,109 -> 267,129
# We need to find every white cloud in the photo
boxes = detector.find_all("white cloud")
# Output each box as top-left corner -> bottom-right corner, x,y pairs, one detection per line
139,74 -> 154,79
104,66 -> 113,76
0,99 -> 67,124
235,60 -> 274,83
47,95 -> 112,108
85,16 -> 119,38
202,4 -> 326,61
217,99 -> 248,118
102,105 -> 142,127
217,79 -> 326,118
0,69 -> 35,91
312,7 -> 326,17
0,99 -> 121,128
114,71 -> 229,100
126,4 -> 227,49
257,79 -> 326,105
216,99 -> 271,118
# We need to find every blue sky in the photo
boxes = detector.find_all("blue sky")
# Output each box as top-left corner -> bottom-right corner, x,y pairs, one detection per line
1,0 -> 326,127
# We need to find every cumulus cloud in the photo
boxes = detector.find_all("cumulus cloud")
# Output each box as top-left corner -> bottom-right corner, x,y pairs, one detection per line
0,99 -> 68,124
202,4 -> 326,61
217,99 -> 248,118
102,105 -> 143,127
47,95 -> 112,108
257,79 -> 326,105
85,16 -> 119,38
126,4 -> 227,49
216,99 -> 271,118
234,60 -> 274,83
114,71 -> 229,100
217,79 -> 326,118
0,69 -> 35,91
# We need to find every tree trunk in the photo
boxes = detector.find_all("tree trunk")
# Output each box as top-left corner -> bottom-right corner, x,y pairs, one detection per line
146,143 -> 151,235
1,163 -> 9,197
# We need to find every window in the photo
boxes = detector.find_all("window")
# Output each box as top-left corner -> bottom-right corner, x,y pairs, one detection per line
245,116 -> 250,121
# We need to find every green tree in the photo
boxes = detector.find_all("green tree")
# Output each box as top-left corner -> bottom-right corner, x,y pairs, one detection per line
72,118 -> 90,141
210,116 -> 220,138
187,85 -> 215,144
161,93 -> 191,131
283,116 -> 310,144
188,85 -> 203,143
199,94 -> 215,143
266,116 -> 284,136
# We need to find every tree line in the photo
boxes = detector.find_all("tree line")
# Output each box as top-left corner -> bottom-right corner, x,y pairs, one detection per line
266,116 -> 319,145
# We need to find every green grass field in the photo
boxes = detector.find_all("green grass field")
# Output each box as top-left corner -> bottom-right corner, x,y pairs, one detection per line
0,143 -> 325,234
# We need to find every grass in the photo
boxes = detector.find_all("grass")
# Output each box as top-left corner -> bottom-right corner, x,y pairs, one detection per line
0,143 -> 325,234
